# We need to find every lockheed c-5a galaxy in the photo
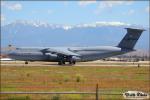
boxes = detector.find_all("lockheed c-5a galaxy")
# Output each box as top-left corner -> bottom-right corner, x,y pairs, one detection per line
2,28 -> 145,65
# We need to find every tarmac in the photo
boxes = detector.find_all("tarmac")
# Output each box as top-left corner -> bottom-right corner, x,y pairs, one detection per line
1,60 -> 149,67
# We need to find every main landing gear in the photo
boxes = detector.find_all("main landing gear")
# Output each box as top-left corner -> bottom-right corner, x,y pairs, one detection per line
57,55 -> 76,65
69,60 -> 76,65
58,60 -> 76,65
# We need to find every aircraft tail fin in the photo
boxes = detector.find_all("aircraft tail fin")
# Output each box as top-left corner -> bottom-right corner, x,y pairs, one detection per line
118,28 -> 145,50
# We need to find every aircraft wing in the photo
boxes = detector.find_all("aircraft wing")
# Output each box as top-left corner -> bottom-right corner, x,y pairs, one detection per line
41,48 -> 80,56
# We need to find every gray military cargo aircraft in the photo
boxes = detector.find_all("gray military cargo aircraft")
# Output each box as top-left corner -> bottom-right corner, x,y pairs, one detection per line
2,28 -> 145,65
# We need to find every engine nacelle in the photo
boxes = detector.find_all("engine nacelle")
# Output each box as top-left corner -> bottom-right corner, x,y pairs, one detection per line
45,53 -> 57,58
72,56 -> 81,61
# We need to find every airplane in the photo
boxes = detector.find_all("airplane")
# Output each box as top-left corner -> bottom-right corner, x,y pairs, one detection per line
1,28 -> 145,65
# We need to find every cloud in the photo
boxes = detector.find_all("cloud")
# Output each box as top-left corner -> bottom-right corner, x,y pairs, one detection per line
94,1 -> 123,14
1,2 -> 22,11
94,1 -> 134,14
78,1 -> 133,7
8,3 -> 22,11
99,1 -> 134,8
145,6 -> 149,13
75,21 -> 130,28
78,0 -> 96,6
100,1 -> 124,8
95,21 -> 130,26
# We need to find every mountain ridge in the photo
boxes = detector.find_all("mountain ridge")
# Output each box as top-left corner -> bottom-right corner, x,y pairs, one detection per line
4,20 -> 147,29
1,21 -> 149,50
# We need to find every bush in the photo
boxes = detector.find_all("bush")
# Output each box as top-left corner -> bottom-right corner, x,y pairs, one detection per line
7,96 -> 30,100
26,73 -> 30,77
75,74 -> 84,82
65,94 -> 82,100
64,76 -> 70,82
51,95 -> 60,100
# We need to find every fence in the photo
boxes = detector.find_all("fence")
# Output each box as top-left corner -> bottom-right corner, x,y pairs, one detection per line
0,84 -> 123,100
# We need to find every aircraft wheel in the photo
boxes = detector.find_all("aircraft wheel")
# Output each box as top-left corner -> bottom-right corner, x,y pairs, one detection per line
63,61 -> 65,65
69,60 -> 76,65
58,61 -> 62,65
25,61 -> 28,64
72,61 -> 76,65
58,61 -> 65,65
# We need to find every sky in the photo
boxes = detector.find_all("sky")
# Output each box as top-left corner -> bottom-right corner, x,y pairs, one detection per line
1,1 -> 149,27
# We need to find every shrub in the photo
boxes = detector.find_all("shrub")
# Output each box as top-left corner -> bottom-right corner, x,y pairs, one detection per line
64,76 -> 70,82
51,95 -> 60,100
75,74 -> 84,82
65,94 -> 82,100
7,96 -> 30,100
26,73 -> 30,77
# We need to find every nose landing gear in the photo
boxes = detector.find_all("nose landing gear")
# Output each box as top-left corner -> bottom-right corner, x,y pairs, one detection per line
25,61 -> 28,64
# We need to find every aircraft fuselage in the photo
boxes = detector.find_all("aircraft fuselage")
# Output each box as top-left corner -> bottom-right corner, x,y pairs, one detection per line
6,46 -> 131,62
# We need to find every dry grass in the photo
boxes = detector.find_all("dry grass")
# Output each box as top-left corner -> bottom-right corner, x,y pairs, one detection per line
1,61 -> 149,100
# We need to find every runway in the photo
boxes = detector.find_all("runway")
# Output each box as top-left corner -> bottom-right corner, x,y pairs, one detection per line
1,60 -> 149,67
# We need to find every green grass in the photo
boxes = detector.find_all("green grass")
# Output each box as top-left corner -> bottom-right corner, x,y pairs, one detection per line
3,96 -> 31,100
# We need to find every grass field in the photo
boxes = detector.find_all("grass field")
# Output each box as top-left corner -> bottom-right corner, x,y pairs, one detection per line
1,61 -> 149,100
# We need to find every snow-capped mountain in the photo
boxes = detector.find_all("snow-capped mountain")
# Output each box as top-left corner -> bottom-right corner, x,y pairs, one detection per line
1,21 -> 149,50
